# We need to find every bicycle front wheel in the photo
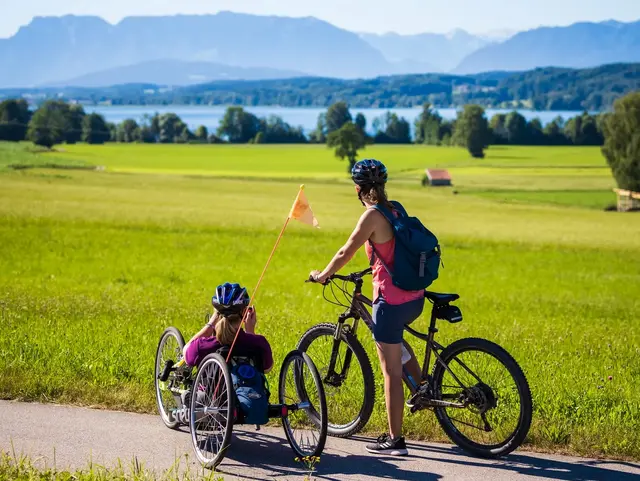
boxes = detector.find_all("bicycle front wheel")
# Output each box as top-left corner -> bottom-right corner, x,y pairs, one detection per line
432,337 -> 532,458
297,323 -> 374,438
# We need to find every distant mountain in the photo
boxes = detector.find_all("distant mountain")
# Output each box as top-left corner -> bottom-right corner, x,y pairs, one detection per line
454,20 -> 640,73
359,30 -> 492,72
45,60 -> 306,87
0,12 -> 390,88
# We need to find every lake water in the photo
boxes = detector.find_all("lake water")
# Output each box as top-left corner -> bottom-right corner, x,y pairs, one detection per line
88,105 -> 586,136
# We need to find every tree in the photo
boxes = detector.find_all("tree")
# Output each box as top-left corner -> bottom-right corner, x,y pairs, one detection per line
309,113 -> 327,143
116,119 -> 140,143
453,105 -> 491,158
373,112 -> 411,144
0,99 -> 31,141
82,113 -> 110,144
489,114 -> 508,144
325,101 -> 352,134
195,125 -> 208,142
504,111 -> 528,144
216,106 -> 261,143
66,104 -> 86,144
157,113 -> 190,143
327,122 -> 367,171
355,112 -> 367,134
414,103 -> 443,145
527,118 -> 545,145
602,92 -> 640,192
26,101 -> 69,148
543,116 -> 567,145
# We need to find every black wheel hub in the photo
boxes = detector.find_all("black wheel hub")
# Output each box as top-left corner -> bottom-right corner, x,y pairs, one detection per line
464,383 -> 497,413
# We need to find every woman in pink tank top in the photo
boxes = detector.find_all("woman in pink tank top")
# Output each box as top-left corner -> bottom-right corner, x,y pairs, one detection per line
309,159 -> 424,457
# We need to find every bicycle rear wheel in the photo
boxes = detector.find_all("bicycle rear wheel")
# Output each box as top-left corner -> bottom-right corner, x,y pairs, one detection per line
297,323 -> 374,438
431,337 -> 532,458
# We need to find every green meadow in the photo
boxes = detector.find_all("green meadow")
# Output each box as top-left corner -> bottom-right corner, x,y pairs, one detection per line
0,142 -> 638,459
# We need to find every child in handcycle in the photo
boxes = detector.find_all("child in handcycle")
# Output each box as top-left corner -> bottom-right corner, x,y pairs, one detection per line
183,282 -> 273,424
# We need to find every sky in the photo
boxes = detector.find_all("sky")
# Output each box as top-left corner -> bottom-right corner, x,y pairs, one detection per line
2,0 -> 640,38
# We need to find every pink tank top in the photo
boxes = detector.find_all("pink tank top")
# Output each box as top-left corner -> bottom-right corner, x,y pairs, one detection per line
365,235 -> 424,306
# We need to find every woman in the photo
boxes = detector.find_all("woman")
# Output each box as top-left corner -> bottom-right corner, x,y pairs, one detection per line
183,282 -> 273,373
309,159 -> 424,456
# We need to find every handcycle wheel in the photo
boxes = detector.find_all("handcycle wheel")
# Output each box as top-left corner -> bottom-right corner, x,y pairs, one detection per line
297,323 -> 374,438
189,353 -> 235,469
279,350 -> 327,458
432,337 -> 532,458
154,327 -> 185,429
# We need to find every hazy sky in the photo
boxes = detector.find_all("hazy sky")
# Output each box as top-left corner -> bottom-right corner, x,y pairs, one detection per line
2,0 -> 640,38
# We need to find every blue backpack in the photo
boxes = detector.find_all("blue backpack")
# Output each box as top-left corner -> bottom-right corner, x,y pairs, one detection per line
231,360 -> 270,425
370,201 -> 441,291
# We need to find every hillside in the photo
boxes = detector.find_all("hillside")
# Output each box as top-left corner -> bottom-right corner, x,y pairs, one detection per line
2,63 -> 637,110
46,60 -> 306,87
455,20 -> 640,73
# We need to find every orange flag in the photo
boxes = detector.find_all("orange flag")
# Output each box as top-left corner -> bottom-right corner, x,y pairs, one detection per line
289,185 -> 319,228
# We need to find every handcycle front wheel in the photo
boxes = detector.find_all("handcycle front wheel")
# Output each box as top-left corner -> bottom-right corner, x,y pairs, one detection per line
279,350 -> 328,458
432,337 -> 533,458
189,353 -> 235,469
297,323 -> 375,438
154,327 -> 185,429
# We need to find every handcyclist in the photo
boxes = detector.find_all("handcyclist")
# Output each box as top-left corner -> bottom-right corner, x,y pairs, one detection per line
309,159 -> 424,456
183,282 -> 273,373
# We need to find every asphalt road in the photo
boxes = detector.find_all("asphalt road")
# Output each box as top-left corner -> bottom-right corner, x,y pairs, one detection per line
1,401 -> 639,481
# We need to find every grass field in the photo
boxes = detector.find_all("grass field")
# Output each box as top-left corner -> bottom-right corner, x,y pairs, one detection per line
0,142 -> 638,459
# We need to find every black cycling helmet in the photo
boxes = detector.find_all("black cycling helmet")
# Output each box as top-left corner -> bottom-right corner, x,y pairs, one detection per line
351,159 -> 388,186
212,282 -> 250,315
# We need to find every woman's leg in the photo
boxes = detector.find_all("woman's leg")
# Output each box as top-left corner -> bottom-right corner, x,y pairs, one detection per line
402,342 -> 422,393
376,341 -> 404,439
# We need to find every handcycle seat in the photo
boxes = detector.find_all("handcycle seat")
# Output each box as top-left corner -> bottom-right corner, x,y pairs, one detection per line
424,291 -> 459,305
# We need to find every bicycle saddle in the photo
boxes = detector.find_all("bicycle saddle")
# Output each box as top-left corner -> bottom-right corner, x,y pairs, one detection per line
424,291 -> 459,304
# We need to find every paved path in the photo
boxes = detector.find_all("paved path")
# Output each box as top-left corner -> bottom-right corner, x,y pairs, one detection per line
1,401 -> 639,481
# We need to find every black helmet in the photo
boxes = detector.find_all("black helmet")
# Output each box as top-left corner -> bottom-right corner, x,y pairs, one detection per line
212,283 -> 250,315
351,159 -> 388,186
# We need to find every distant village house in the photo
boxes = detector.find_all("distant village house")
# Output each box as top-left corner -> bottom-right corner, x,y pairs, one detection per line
424,169 -> 452,187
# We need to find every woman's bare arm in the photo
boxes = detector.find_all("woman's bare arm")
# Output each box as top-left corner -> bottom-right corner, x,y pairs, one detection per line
312,209 -> 378,283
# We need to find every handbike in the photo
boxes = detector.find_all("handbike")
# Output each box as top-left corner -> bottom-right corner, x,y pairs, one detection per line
298,267 -> 532,458
154,327 -> 328,468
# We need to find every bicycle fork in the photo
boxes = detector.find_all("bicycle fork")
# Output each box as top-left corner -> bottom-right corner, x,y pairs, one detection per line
325,315 -> 357,387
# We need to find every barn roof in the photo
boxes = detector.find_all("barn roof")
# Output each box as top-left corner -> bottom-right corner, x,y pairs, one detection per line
425,169 -> 452,181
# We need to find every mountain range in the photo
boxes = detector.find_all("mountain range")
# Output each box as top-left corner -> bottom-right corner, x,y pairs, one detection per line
0,13 -> 639,88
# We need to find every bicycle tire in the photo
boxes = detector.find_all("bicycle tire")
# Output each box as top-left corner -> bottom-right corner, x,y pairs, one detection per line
154,327 -> 185,429
431,337 -> 532,458
297,323 -> 375,438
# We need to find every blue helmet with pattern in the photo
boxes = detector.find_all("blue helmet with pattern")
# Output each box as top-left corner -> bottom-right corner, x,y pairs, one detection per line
212,283 -> 250,315
351,159 -> 388,186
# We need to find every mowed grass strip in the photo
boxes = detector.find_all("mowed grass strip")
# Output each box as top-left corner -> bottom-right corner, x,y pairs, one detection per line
1,158 -> 639,459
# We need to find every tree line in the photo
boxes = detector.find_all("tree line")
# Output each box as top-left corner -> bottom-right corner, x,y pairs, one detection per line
0,98 -> 610,150
2,63 -> 636,111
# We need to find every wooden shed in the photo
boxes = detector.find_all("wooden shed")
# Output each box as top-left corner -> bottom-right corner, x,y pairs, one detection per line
614,188 -> 640,212
424,169 -> 452,187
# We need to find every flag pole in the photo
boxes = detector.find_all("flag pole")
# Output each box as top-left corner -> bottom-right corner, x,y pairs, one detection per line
224,186 -> 304,362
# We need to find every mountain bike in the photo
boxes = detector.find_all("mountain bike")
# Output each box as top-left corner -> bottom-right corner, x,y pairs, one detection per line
298,267 -> 532,458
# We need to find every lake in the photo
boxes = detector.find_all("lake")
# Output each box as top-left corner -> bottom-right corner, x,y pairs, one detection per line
88,105 -> 587,136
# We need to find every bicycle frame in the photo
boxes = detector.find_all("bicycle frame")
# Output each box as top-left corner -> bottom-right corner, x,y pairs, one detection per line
325,273 -> 472,409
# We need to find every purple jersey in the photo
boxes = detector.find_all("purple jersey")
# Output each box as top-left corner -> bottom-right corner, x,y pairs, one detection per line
184,329 -> 273,371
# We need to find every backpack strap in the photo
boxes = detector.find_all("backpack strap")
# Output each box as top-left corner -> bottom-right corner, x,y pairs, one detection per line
368,203 -> 397,277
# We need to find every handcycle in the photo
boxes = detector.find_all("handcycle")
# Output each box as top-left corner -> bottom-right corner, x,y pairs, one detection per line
299,267 -> 532,458
154,326 -> 328,469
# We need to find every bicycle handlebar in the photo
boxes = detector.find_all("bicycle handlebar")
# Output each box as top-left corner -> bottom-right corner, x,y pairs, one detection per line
306,267 -> 372,284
